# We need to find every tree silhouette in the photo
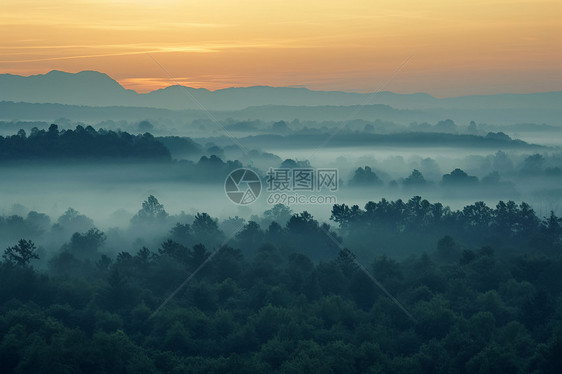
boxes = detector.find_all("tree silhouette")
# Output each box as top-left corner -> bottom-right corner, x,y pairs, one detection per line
287,211 -> 318,234
64,228 -> 106,259
403,169 -> 427,187
349,166 -> 383,186
132,195 -> 168,223
193,213 -> 219,233
169,223 -> 192,246
3,239 -> 38,266
0,124 -> 171,161
53,208 -> 95,234
442,168 -> 478,186
521,153 -> 545,175
192,213 -> 224,247
263,204 -> 293,225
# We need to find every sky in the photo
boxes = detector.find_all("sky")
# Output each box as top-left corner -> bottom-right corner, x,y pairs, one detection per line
1,0 -> 560,97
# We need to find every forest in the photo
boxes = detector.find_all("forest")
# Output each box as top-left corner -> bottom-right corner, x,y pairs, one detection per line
0,124 -> 170,161
2,0 -> 561,369
1,194 -> 561,373
0,81 -> 560,374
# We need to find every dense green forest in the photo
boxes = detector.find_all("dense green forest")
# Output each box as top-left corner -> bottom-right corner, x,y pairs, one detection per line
1,197 -> 561,373
0,124 -> 171,161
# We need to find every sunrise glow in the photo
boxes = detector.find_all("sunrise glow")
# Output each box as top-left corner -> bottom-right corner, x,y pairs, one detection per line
1,0 -> 560,96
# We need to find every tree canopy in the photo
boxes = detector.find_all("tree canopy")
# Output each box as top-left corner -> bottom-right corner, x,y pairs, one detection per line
0,124 -> 171,161
0,197 -> 561,373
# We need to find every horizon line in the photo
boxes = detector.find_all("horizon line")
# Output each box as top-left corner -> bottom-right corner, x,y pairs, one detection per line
2,69 -> 561,99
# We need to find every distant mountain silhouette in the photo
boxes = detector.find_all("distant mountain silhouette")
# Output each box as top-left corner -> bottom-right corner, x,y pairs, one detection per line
1,70 -> 560,112
236,132 -> 541,150
1,100 -> 560,126
0,71 -> 138,107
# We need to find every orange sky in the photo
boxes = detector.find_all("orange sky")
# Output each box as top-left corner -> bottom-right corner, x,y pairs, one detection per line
1,0 -> 560,96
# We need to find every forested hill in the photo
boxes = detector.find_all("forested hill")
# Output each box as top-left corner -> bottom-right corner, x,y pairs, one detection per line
0,124 -> 171,161
239,131 -> 539,149
0,196 -> 561,372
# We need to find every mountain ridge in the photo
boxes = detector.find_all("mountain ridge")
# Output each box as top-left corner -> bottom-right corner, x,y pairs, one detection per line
1,70 -> 560,111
